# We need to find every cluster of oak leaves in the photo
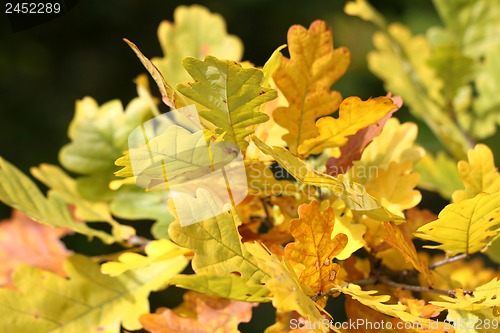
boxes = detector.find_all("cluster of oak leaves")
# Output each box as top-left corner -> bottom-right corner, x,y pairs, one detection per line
1,4 -> 500,333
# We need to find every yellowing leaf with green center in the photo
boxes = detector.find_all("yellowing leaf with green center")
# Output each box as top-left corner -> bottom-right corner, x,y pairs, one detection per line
298,96 -> 396,157
452,144 -> 500,203
101,239 -> 190,277
383,222 -> 432,285
364,161 -> 421,217
31,164 -> 135,241
337,283 -> 430,324
284,200 -> 348,294
60,96 -> 152,175
433,0 -> 500,58
346,0 -> 471,159
252,136 -> 406,223
415,192 -> 500,256
59,95 -> 154,201
0,157 -> 117,244
115,124 -> 238,193
245,242 -> 331,332
272,20 -> 350,156
168,191 -> 269,302
431,278 -> 500,311
0,254 -> 187,332
177,56 -> 277,153
153,5 -> 243,90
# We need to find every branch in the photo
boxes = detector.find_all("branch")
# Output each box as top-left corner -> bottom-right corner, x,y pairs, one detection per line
311,274 -> 473,302
378,276 -> 468,298
429,253 -> 467,270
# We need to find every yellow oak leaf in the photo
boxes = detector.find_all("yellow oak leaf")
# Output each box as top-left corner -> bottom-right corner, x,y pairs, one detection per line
330,199 -> 366,260
298,96 -> 396,157
431,278 -> 500,311
394,289 -> 443,319
284,200 -> 348,294
364,161 -> 421,217
337,283 -> 430,324
415,192 -> 500,256
140,291 -> 256,333
345,293 -> 450,333
272,20 -> 350,156
452,144 -> 500,202
101,239 -> 189,277
349,118 -> 424,184
383,222 -> 432,285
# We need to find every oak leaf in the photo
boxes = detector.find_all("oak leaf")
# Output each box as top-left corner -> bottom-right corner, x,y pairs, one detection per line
415,192 -> 500,255
452,144 -> 500,202
0,254 -> 187,332
0,210 -> 72,287
272,20 -> 350,156
284,200 -> 348,294
364,161 -> 421,217
140,291 -> 256,333
177,56 -> 277,152
326,95 -> 402,175
298,96 -> 396,157
168,191 -> 269,302
153,5 -> 243,90
384,222 -> 432,285
245,242 -> 330,332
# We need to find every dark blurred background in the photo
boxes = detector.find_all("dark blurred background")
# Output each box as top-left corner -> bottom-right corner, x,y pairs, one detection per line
0,0 -> 454,331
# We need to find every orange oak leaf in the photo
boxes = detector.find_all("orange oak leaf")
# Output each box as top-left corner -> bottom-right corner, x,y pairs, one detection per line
272,20 -> 350,156
393,289 -> 443,319
0,210 -> 72,287
284,200 -> 348,294
140,291 -> 256,333
327,96 -> 402,176
383,222 -> 432,285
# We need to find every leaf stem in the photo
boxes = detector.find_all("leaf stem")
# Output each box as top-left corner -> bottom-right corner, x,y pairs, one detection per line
377,276 -> 462,298
311,273 -> 473,301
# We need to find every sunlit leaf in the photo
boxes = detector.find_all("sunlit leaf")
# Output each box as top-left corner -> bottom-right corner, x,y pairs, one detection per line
153,5 -> 243,89
452,144 -> 500,202
284,200 -> 347,294
0,157 -> 117,244
0,254 -> 187,332
272,20 -> 350,156
177,56 -> 276,152
101,239 -> 189,277
168,191 -> 269,301
415,192 -> 500,255
298,96 -> 396,157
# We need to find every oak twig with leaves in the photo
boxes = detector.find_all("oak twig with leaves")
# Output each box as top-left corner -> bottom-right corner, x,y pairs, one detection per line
1,3 -> 500,333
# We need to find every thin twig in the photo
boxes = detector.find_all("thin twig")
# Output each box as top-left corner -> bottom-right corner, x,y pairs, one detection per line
429,253 -> 467,270
311,274 -> 472,302
378,276 -> 463,298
